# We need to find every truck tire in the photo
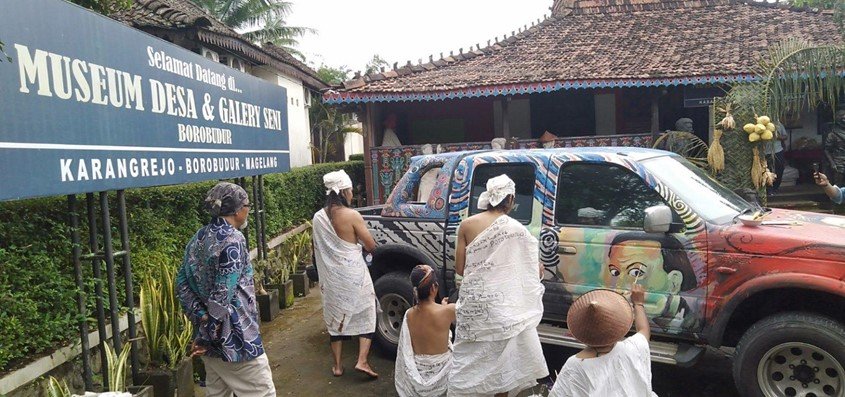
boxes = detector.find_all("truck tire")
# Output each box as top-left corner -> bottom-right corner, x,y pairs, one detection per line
373,271 -> 414,355
733,312 -> 845,397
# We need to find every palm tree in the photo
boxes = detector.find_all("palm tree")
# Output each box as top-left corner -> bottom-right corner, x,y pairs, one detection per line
310,97 -> 361,163
726,38 -> 845,119
726,3 -> 845,117
190,0 -> 314,59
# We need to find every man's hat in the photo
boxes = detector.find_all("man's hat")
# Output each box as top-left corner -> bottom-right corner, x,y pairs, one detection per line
567,289 -> 634,347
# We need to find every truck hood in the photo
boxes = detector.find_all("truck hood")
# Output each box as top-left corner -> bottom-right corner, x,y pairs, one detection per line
717,209 -> 845,262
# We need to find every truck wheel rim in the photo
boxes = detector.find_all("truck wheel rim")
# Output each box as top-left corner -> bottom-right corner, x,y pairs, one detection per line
757,342 -> 843,397
378,293 -> 410,345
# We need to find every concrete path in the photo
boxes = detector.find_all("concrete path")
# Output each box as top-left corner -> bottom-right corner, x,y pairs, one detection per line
260,287 -> 397,396
197,285 -> 739,396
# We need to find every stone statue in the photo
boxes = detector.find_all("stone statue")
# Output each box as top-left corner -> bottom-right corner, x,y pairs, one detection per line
824,110 -> 845,184
675,118 -> 693,133
660,118 -> 695,154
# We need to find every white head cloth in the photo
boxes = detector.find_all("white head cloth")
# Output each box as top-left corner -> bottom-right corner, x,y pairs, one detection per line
323,170 -> 353,195
477,174 -> 516,210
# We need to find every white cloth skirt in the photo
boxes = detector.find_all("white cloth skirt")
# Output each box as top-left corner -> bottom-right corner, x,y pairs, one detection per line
448,327 -> 548,396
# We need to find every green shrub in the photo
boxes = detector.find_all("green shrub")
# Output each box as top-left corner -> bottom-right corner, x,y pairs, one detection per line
348,153 -> 364,162
0,160 -> 362,371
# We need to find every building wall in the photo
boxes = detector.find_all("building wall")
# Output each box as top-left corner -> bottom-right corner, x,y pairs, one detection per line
344,126 -> 365,160
252,67 -> 313,168
785,109 -> 821,151
380,98 -> 495,145
594,92 -> 617,134
493,97 -> 532,139
530,90 -> 596,137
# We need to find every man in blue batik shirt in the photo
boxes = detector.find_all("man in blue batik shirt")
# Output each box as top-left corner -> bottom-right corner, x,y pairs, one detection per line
177,182 -> 276,396
814,171 -> 845,204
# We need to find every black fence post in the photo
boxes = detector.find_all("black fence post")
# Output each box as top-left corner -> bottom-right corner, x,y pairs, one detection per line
68,195 -> 93,390
86,193 -> 109,386
117,190 -> 139,382
99,192 -> 123,355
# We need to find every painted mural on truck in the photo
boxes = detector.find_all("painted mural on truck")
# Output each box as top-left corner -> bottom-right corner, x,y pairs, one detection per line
374,148 -> 845,339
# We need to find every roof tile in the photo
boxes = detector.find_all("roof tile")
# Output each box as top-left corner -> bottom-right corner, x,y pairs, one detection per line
341,0 -> 840,95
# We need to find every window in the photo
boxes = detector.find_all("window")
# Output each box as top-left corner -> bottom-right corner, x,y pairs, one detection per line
470,163 -> 536,223
555,163 -> 681,229
415,167 -> 441,203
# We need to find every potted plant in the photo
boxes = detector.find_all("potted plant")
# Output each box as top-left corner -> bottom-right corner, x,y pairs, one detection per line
265,256 -> 294,309
290,231 -> 311,297
47,343 -> 153,397
137,264 -> 195,397
253,259 -> 280,322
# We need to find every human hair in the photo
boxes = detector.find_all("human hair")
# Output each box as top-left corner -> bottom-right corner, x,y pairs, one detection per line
486,194 -> 514,213
410,264 -> 438,304
324,190 -> 350,223
608,232 -> 697,291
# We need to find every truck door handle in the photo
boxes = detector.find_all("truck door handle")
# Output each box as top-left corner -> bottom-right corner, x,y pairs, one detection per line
558,245 -> 577,255
715,267 -> 737,275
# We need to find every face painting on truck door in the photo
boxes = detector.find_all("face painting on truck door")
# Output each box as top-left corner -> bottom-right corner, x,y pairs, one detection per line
540,153 -> 709,336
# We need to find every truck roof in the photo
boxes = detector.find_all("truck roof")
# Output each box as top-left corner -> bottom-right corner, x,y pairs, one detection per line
413,146 -> 675,163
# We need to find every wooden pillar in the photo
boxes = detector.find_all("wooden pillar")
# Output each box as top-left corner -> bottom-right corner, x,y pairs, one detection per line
502,96 -> 511,140
361,103 -> 378,206
650,90 -> 660,134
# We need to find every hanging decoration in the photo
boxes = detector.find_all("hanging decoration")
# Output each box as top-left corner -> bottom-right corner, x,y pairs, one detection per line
708,129 -> 725,173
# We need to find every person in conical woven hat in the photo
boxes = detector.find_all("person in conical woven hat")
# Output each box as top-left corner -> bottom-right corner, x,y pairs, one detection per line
548,285 -> 658,397
312,170 -> 380,378
449,174 -> 549,397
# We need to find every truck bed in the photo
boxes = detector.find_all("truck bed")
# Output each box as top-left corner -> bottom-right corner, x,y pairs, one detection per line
357,205 -> 385,216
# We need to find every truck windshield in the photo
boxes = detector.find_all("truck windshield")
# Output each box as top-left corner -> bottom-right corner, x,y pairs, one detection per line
641,155 -> 752,224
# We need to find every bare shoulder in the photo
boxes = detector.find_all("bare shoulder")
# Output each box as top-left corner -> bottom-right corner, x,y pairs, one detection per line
334,207 -> 362,221
460,213 -> 483,229
435,303 -> 455,322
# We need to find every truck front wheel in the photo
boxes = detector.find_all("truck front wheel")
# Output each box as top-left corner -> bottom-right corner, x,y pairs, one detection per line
373,271 -> 414,355
733,312 -> 845,397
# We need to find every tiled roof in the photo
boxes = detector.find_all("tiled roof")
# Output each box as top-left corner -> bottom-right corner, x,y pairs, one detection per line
327,0 -> 841,103
111,0 -> 327,90
111,0 -> 237,36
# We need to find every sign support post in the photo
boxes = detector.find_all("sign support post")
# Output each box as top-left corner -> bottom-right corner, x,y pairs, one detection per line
68,195 -> 94,390
117,190 -> 140,383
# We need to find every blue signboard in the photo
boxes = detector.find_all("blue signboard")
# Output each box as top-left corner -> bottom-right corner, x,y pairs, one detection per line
0,0 -> 289,201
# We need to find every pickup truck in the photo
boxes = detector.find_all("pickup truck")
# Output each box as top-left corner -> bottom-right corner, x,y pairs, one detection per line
354,147 -> 845,397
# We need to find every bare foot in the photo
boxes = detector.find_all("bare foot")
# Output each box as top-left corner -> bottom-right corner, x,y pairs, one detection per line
354,362 -> 379,378
332,365 -> 343,377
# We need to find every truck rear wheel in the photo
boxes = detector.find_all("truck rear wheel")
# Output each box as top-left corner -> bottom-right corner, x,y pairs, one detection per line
733,312 -> 845,397
373,271 -> 413,355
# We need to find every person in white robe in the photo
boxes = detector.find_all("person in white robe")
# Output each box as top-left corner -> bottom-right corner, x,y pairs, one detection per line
449,174 -> 549,397
312,170 -> 379,378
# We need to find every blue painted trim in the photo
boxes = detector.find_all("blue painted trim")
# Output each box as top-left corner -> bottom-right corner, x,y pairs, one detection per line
325,74 -> 759,104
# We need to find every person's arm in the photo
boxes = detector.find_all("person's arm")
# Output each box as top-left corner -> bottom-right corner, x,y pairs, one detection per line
455,225 -> 467,276
176,261 -> 207,325
631,284 -> 650,341
204,242 -> 246,343
815,172 -> 844,204
351,210 -> 377,252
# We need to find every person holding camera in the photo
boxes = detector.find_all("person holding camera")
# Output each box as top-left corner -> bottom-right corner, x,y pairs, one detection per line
814,170 -> 845,204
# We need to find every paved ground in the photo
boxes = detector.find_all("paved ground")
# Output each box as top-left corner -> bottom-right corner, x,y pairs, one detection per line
198,286 -> 740,396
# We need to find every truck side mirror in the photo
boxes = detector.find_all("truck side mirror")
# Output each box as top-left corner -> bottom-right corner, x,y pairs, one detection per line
643,205 -> 673,233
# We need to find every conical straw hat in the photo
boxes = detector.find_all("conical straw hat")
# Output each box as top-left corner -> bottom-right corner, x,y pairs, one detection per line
567,289 -> 634,347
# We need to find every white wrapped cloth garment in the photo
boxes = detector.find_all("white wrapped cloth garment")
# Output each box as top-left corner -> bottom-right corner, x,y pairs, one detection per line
448,215 -> 548,396
312,208 -> 376,336
395,312 -> 453,397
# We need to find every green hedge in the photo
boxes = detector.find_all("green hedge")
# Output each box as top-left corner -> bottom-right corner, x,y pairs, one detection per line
0,161 -> 363,372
